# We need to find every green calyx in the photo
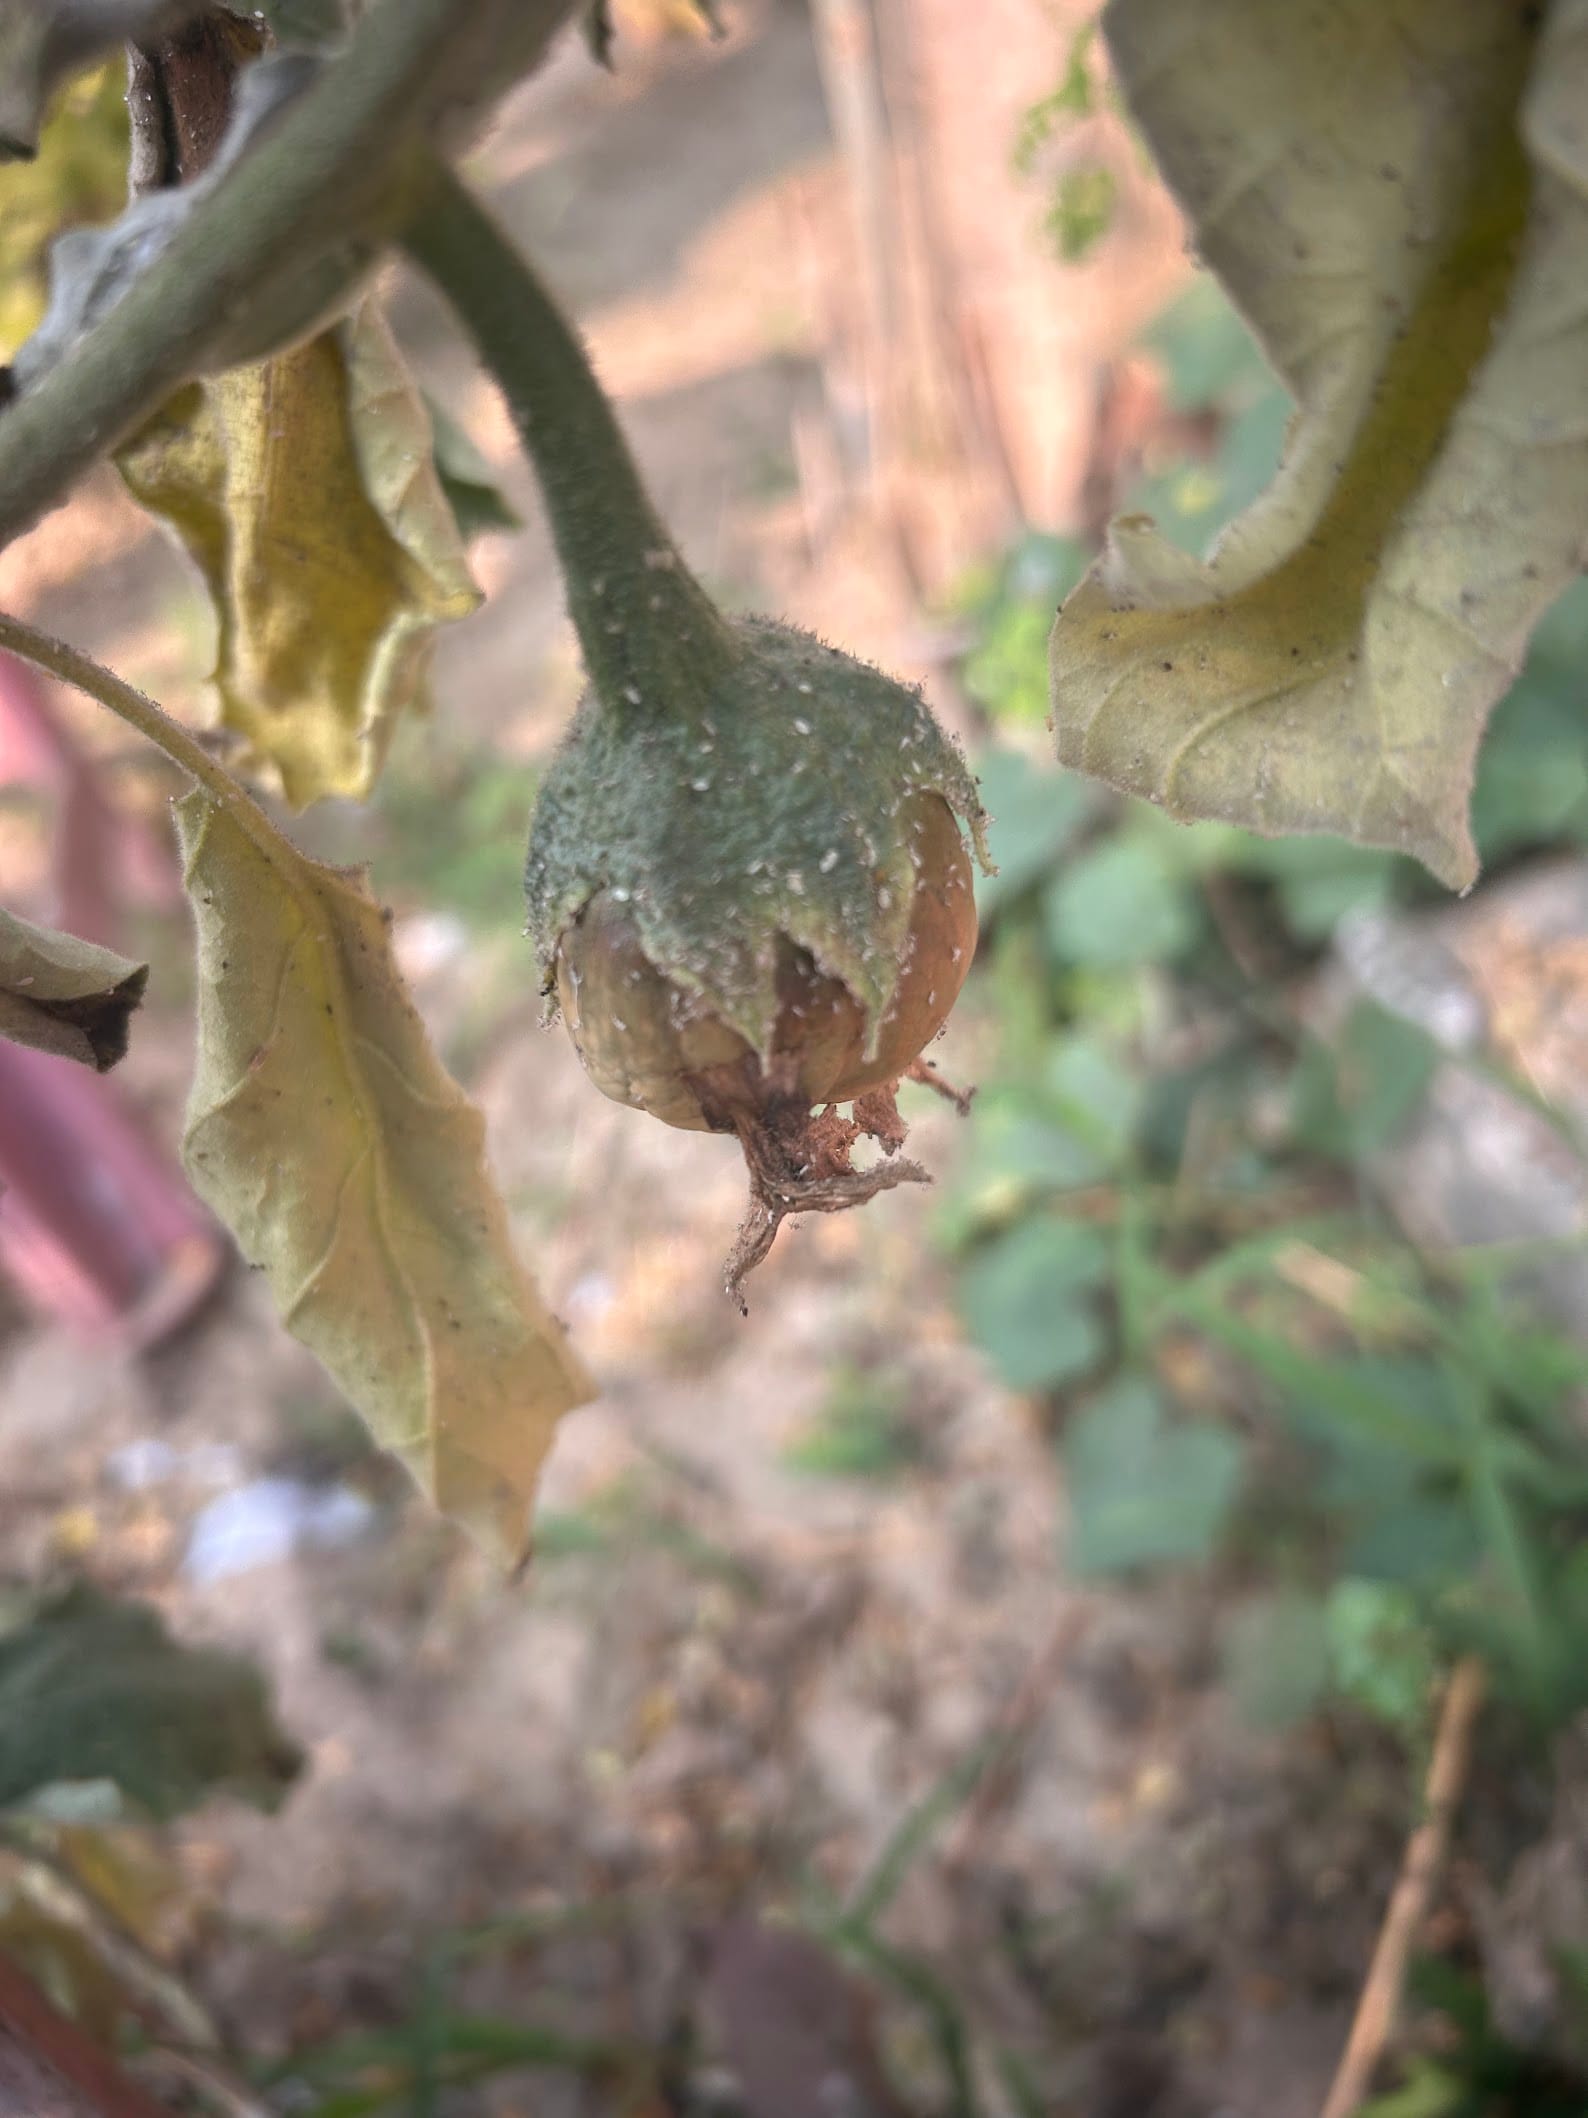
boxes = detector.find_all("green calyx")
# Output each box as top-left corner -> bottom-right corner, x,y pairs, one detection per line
525,616 -> 988,1056
403,164 -> 987,1055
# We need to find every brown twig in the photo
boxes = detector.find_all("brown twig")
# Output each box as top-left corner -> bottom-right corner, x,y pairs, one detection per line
904,1054 -> 974,1117
1319,1655 -> 1487,2118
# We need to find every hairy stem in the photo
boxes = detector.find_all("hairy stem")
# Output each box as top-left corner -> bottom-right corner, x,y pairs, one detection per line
401,154 -> 738,710
0,0 -> 577,549
0,612 -> 257,816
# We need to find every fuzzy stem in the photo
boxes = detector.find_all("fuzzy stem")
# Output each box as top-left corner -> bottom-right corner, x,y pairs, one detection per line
401,154 -> 739,710
0,613 -> 295,883
0,0 -> 577,548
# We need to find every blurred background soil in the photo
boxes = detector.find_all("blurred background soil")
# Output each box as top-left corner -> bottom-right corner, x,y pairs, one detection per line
2,6 -> 1587,2116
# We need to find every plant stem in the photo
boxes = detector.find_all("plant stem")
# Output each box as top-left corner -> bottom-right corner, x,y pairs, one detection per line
401,155 -> 738,711
1318,1655 -> 1486,2118
0,613 -> 246,811
0,0 -> 577,549
0,613 -> 309,888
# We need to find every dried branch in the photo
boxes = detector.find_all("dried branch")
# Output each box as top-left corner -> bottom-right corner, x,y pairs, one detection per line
1319,1655 -> 1488,2118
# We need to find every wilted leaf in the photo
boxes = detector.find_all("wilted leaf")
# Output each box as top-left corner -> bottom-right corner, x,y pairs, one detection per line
0,907 -> 146,1069
175,787 -> 592,1554
0,63 -> 127,355
119,300 -> 480,807
1052,0 -> 1588,888
0,1582 -> 299,1819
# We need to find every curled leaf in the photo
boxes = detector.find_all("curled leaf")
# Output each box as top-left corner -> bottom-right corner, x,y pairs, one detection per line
1052,0 -> 1588,888
119,300 -> 481,806
175,787 -> 591,1556
0,906 -> 146,1070
0,1581 -> 299,1819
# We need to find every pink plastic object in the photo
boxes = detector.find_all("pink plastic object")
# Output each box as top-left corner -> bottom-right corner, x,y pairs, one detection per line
0,1039 -> 224,1350
0,651 -> 181,946
0,653 -> 224,1350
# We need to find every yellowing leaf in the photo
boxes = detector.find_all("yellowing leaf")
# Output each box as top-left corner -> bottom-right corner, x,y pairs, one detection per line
0,907 -> 146,1070
1051,0 -> 1588,888
119,299 -> 481,808
0,63 -> 128,356
176,788 -> 591,1555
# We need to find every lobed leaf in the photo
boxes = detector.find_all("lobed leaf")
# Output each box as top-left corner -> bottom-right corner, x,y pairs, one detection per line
0,906 -> 146,1070
119,300 -> 480,807
176,787 -> 591,1557
0,1581 -> 299,1819
1052,0 -> 1588,888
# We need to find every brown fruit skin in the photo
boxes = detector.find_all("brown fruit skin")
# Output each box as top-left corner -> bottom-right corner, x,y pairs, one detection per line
555,791 -> 977,1133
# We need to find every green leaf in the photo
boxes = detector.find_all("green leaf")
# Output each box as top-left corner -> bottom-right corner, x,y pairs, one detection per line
118,299 -> 481,808
0,1583 -> 299,1819
1357,2062 -> 1471,2118
1044,1035 -> 1141,1168
1341,1489 -> 1482,1591
1470,591 -> 1588,859
175,787 -> 593,1558
1043,833 -> 1198,969
1325,1579 -> 1439,1734
1291,1000 -> 1438,1160
0,907 -> 146,1070
964,540 -> 1089,734
1052,0 -> 1588,889
937,1094 -> 1112,1247
782,1366 -> 919,1481
424,391 -> 523,544
1253,837 -> 1402,944
1141,278 -> 1275,417
1124,380 -> 1291,556
1013,24 -> 1100,170
958,1216 -> 1110,1391
971,748 -> 1092,915
1222,1590 -> 1331,1729
964,600 -> 1059,727
1061,1375 -> 1242,1577
1045,164 -> 1118,262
